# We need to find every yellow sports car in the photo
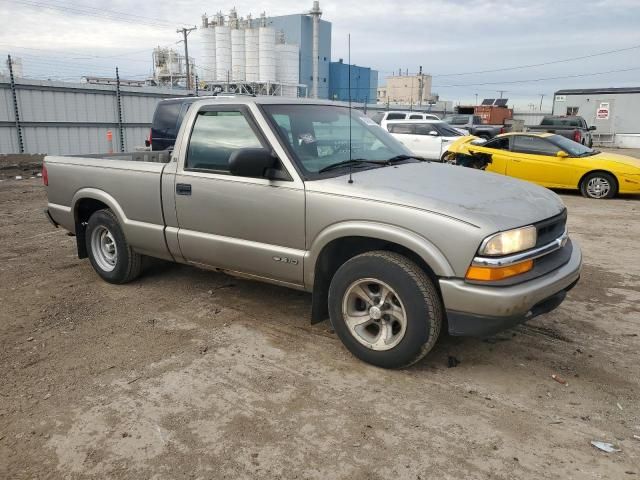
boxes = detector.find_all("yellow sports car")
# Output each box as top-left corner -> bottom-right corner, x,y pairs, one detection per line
444,132 -> 640,199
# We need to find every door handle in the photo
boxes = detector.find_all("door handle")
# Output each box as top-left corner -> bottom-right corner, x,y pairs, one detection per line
176,183 -> 192,195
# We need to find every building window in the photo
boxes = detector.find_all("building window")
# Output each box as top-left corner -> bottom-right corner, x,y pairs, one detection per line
323,78 -> 326,82
323,57 -> 327,61
310,76 -> 313,81
567,107 -> 579,115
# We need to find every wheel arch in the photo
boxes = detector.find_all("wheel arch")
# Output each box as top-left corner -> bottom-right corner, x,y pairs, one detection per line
306,222 -> 454,323
578,169 -> 619,192
72,189 -> 129,259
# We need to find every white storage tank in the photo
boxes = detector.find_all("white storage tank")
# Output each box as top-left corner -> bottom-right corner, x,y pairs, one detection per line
245,27 -> 260,82
258,26 -> 276,83
275,44 -> 299,97
231,27 -> 246,81
199,23 -> 216,82
215,15 -> 231,82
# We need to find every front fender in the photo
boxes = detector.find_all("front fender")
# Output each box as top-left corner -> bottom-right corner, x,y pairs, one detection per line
304,220 -> 455,288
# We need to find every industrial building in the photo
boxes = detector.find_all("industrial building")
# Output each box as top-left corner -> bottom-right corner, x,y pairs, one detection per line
197,2 -> 331,98
377,72 -> 434,107
328,60 -> 378,103
552,87 -> 640,147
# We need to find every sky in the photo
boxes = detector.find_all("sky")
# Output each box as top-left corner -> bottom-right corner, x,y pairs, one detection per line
1,0 -> 639,110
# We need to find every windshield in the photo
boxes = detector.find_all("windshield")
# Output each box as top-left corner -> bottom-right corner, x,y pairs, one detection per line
262,104 -> 411,177
548,134 -> 596,156
442,115 -> 469,125
541,117 -> 582,127
435,123 -> 463,137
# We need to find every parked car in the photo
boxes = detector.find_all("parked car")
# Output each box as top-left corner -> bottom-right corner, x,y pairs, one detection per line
444,132 -> 640,199
371,110 -> 440,129
385,119 -> 464,160
527,116 -> 595,148
442,114 -> 509,140
44,97 -> 581,368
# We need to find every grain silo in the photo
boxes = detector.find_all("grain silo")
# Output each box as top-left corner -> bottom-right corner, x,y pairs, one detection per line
214,12 -> 231,82
230,11 -> 246,82
244,15 -> 260,83
199,15 -> 216,82
275,36 -> 299,97
258,13 -> 276,84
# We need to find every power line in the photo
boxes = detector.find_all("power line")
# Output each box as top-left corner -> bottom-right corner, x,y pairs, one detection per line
432,44 -> 640,77
432,66 -> 640,88
5,0 -> 192,28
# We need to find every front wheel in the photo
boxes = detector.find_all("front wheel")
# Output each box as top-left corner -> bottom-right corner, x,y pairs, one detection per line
86,209 -> 142,283
328,251 -> 442,368
580,172 -> 617,199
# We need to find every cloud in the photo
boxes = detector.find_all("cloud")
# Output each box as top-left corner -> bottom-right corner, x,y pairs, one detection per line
1,0 -> 638,107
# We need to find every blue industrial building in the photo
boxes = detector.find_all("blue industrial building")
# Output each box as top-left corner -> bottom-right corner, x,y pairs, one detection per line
268,14 -> 332,99
328,60 -> 378,103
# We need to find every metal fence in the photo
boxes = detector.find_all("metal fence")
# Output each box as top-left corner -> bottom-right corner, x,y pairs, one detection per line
0,76 -> 193,155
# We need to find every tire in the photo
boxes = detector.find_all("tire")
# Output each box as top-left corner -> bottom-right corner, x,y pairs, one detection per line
328,251 -> 442,369
85,209 -> 142,284
580,172 -> 617,199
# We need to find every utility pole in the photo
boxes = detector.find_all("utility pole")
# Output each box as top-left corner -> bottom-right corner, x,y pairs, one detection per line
497,90 -> 507,99
177,26 -> 197,90
538,93 -> 545,111
474,93 -> 478,106
417,65 -> 424,107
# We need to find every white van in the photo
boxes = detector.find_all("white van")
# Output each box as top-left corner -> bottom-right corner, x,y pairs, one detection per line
385,119 -> 465,160
372,111 -> 440,130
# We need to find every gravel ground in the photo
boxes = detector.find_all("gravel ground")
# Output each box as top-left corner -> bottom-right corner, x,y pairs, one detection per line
0,166 -> 639,478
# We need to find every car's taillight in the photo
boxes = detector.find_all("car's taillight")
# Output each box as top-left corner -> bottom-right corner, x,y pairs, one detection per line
573,130 -> 581,142
499,127 -> 505,134
42,163 -> 48,186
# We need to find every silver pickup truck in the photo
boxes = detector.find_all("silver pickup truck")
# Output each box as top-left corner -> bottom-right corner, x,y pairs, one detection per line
44,97 -> 582,368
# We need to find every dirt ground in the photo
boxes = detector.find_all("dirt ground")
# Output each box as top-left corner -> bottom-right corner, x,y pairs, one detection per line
1,164 -> 639,479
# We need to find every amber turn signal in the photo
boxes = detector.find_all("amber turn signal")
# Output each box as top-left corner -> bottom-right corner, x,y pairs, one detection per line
466,259 -> 534,281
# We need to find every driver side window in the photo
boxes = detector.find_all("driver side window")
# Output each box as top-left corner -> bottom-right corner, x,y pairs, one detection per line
186,110 -> 264,172
512,136 -> 560,155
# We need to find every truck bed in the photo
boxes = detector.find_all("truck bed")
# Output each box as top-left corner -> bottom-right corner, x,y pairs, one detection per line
44,152 -> 172,260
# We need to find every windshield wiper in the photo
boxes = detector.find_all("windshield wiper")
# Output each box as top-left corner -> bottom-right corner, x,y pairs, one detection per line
318,159 -> 384,174
385,154 -> 429,164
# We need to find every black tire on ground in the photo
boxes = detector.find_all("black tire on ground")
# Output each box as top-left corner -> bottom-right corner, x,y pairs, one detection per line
85,209 -> 142,284
579,172 -> 617,199
328,251 -> 442,369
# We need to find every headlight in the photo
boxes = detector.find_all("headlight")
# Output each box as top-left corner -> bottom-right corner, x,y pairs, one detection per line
480,226 -> 537,256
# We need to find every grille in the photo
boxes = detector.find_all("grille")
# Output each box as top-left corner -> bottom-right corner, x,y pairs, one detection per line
535,210 -> 567,247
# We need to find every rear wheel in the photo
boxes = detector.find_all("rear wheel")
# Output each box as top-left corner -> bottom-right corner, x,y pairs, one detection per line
328,251 -> 442,369
86,209 -> 142,283
580,172 -> 617,199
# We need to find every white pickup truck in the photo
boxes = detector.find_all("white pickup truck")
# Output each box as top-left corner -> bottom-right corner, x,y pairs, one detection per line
44,97 -> 581,368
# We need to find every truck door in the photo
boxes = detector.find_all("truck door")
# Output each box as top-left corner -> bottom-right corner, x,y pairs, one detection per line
172,105 -> 305,286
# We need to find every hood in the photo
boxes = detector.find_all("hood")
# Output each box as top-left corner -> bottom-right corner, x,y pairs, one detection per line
593,152 -> 640,171
307,162 -> 565,231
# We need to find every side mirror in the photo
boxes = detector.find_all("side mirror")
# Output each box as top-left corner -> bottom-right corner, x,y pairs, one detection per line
428,131 -> 439,136
229,148 -> 279,178
589,125 -> 597,131
556,151 -> 569,158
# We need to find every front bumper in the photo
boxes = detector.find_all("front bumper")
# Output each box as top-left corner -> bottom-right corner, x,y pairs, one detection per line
439,239 -> 582,336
